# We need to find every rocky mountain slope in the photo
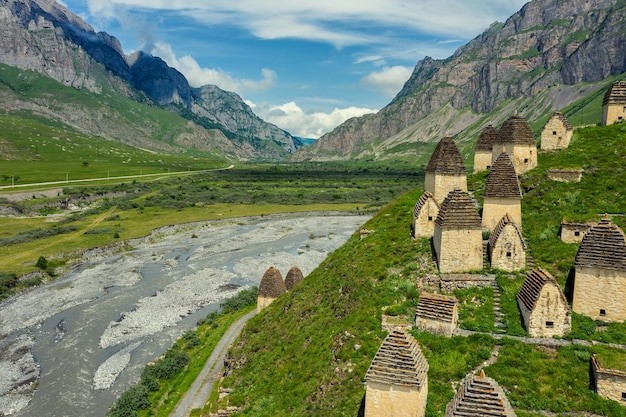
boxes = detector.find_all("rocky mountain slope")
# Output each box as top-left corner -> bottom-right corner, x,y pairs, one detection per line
0,0 -> 298,159
297,0 -> 626,161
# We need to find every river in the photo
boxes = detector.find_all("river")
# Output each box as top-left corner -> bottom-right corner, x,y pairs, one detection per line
0,213 -> 369,417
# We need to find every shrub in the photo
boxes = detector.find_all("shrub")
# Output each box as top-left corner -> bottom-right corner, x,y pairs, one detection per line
35,256 -> 48,270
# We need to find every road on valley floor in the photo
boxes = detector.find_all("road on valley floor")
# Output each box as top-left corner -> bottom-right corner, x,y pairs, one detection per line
170,309 -> 257,417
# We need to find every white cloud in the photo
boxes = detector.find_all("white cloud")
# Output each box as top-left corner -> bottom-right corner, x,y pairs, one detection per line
150,42 -> 276,92
361,66 -> 413,98
87,0 -> 528,48
249,101 -> 376,138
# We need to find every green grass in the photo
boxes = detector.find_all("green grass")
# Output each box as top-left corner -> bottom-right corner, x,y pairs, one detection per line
216,123 -> 626,416
107,288 -> 258,417
0,111 -> 225,186
0,163 -> 421,293
0,63 -> 221,155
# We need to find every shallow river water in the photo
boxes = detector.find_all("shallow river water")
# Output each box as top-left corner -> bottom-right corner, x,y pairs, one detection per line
0,213 -> 369,417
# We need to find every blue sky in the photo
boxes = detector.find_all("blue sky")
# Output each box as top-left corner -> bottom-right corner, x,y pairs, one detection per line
59,0 -> 528,138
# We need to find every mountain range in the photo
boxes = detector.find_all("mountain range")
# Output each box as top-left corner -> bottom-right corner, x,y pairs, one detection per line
0,0 -> 300,160
297,0 -> 626,162
1,0 -> 625,163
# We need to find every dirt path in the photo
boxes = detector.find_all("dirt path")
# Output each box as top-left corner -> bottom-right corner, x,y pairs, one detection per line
170,309 -> 257,417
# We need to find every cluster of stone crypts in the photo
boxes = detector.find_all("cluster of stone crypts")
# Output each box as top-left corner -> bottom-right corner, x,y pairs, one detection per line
364,329 -> 517,417
256,265 -> 304,313
415,133 -> 525,274
602,80 -> 626,125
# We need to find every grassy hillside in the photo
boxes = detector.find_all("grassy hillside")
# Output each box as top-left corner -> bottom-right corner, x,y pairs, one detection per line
218,122 -> 626,416
0,63 -> 231,163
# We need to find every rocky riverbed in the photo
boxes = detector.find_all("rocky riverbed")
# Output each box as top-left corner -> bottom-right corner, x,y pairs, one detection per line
0,212 -> 369,416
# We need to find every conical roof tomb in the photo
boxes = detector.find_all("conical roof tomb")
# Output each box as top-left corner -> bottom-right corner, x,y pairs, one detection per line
573,217 -> 626,322
482,152 -> 522,232
284,265 -> 304,290
365,329 -> 429,417
474,124 -> 498,173
602,80 -> 626,125
445,370 -> 516,416
424,136 -> 467,204
257,266 -> 286,312
492,113 -> 537,174
433,189 -> 483,273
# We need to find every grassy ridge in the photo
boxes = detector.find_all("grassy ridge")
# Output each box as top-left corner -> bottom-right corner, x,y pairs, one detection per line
0,110 -> 224,186
219,123 -> 626,416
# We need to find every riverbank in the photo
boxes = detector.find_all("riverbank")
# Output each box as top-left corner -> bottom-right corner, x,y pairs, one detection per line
0,212 -> 370,416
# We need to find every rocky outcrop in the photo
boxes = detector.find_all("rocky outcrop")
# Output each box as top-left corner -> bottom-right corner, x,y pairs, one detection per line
302,0 -> 626,159
0,0 -> 297,159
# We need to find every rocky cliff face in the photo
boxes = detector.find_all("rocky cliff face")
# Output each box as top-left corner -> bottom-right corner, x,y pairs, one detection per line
0,0 -> 298,159
301,0 -> 626,160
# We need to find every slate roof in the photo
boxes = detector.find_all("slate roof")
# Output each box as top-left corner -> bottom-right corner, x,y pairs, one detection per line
489,214 -> 525,250
416,292 -> 457,323
495,113 -> 536,145
434,189 -> 481,229
284,266 -> 304,290
603,81 -> 626,106
426,137 -> 467,175
484,153 -> 522,199
445,370 -> 516,417
575,217 -> 626,271
476,125 -> 498,151
549,111 -> 573,131
365,329 -> 429,388
413,191 -> 439,219
517,268 -> 567,313
258,266 -> 286,298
